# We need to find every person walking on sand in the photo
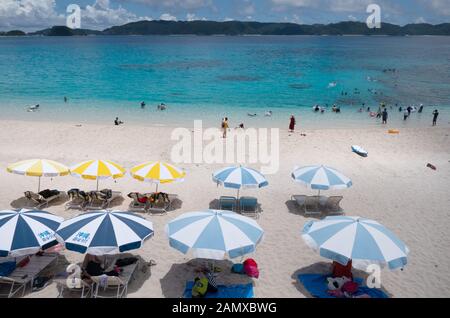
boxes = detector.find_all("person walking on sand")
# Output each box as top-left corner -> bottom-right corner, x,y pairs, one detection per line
432,110 -> 439,126
289,115 -> 296,133
222,117 -> 229,138
403,109 -> 409,121
382,108 -> 388,124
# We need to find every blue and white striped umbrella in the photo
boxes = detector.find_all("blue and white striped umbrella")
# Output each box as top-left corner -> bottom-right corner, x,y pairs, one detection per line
0,209 -> 63,257
213,166 -> 269,190
302,216 -> 409,270
166,210 -> 264,260
292,165 -> 352,191
56,211 -> 154,255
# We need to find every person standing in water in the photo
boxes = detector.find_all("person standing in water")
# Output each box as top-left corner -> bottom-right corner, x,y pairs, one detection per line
64,96 -> 68,103
141,101 -> 146,109
289,115 -> 296,133
382,108 -> 388,124
432,110 -> 439,126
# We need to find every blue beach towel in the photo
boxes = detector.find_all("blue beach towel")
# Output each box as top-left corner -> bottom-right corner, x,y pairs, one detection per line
184,282 -> 254,298
0,261 -> 16,277
297,274 -> 389,299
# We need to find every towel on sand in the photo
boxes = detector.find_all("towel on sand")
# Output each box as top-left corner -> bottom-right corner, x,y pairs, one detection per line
184,282 -> 254,298
297,274 -> 389,299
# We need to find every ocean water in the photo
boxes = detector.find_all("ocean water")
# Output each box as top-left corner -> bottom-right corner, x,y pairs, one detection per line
0,35 -> 449,128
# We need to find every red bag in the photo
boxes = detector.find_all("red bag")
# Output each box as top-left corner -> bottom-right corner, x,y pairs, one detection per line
332,260 -> 353,280
342,281 -> 359,295
17,256 -> 31,268
243,259 -> 259,279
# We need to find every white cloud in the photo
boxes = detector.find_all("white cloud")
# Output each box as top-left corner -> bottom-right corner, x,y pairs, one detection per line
419,0 -> 450,16
160,13 -> 177,21
0,0 -> 64,30
82,0 -> 151,29
124,0 -> 213,10
0,0 -> 150,31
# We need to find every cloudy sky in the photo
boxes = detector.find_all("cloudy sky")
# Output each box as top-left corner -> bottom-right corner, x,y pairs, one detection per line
1,0 -> 449,31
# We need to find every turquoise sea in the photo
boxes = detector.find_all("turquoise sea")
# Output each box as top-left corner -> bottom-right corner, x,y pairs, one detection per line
0,35 -> 449,128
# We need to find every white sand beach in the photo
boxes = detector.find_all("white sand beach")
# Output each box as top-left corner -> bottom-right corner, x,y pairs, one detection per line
1,119 -> 449,298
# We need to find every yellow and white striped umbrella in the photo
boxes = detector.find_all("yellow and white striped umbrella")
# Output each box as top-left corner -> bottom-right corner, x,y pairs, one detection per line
130,161 -> 186,188
7,159 -> 69,177
7,159 -> 70,192
70,160 -> 125,181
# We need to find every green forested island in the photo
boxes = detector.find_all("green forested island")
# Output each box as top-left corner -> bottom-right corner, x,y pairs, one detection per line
2,20 -> 450,36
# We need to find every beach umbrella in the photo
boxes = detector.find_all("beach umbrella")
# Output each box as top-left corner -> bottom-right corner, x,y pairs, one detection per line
56,211 -> 154,255
0,209 -> 64,257
7,159 -> 69,192
302,216 -> 409,270
212,166 -> 268,198
292,165 -> 352,196
70,160 -> 125,191
130,161 -> 186,192
166,210 -> 264,260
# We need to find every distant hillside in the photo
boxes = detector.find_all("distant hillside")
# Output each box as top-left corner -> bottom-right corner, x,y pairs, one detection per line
0,30 -> 26,36
29,26 -> 102,36
2,21 -> 450,37
102,20 -> 450,36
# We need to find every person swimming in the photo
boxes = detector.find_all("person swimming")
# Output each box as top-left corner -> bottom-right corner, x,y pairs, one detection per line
265,111 -> 273,117
248,113 -> 257,117
141,101 -> 146,108
157,103 -> 167,111
27,104 -> 40,112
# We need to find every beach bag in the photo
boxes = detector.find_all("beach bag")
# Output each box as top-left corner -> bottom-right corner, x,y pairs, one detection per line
332,261 -> 353,280
231,263 -> 245,274
17,256 -> 31,268
192,278 -> 209,298
0,262 -> 16,277
243,259 -> 259,279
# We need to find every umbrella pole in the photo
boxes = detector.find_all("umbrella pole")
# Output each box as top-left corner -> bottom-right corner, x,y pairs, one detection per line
156,184 -> 159,193
96,179 -> 99,191
38,176 -> 41,193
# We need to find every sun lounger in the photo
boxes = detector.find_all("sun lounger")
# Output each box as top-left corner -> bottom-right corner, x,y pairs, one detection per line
147,193 -> 177,215
297,274 -> 389,298
323,196 -> 344,215
54,275 -> 92,298
23,190 -> 64,209
65,189 -> 89,211
91,262 -> 138,298
304,196 -> 326,216
85,190 -> 122,211
219,196 -> 237,211
291,195 -> 307,213
0,253 -> 57,298
184,282 -> 254,298
128,192 -> 151,213
239,197 -> 260,218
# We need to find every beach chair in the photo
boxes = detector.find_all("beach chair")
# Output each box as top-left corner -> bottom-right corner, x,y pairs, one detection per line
127,192 -> 150,213
219,196 -> 237,211
0,253 -> 57,298
85,190 -> 122,211
239,197 -> 260,218
23,190 -> 64,209
91,263 -> 138,298
324,196 -> 344,215
291,195 -> 307,213
147,193 -> 177,215
54,276 -> 92,298
304,196 -> 323,216
65,189 -> 89,211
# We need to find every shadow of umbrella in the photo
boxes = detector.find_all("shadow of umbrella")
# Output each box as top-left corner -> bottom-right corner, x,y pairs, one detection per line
291,262 -> 393,298
10,193 -> 69,210
160,259 -> 253,298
